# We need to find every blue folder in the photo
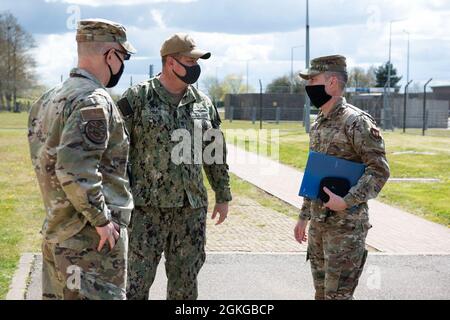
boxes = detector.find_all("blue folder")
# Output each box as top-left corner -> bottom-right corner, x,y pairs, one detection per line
298,151 -> 366,200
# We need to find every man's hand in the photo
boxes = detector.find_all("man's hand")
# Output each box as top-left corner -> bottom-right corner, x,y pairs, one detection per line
212,202 -> 229,225
323,187 -> 348,212
95,222 -> 120,252
112,221 -> 120,233
294,219 -> 308,244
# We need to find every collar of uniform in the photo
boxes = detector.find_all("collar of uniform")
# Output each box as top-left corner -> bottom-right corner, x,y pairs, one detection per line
151,77 -> 198,107
70,67 -> 103,88
321,97 -> 346,120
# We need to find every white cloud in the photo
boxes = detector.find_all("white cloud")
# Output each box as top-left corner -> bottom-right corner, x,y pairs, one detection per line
32,32 -> 78,88
151,9 -> 166,29
45,0 -> 197,6
32,0 -> 450,94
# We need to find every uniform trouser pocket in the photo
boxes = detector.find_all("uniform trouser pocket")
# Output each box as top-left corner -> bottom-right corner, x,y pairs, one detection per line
323,221 -> 369,300
44,225 -> 127,300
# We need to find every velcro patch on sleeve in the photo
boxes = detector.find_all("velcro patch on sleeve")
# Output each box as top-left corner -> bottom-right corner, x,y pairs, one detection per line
80,107 -> 106,122
117,97 -> 134,117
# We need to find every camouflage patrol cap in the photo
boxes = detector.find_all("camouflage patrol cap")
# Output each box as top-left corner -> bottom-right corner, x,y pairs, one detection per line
160,33 -> 211,59
299,54 -> 347,80
76,18 -> 137,54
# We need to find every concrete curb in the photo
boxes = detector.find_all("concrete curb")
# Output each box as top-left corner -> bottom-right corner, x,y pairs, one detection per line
5,253 -> 35,300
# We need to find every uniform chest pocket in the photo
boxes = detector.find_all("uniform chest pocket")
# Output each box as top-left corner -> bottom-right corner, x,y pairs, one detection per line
191,110 -> 212,131
192,118 -> 212,131
141,107 -> 173,131
310,125 -> 339,153
327,131 -> 353,155
314,125 -> 342,152
142,109 -> 161,125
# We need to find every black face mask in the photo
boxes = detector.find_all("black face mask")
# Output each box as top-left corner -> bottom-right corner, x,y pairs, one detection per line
106,52 -> 125,88
305,85 -> 332,108
172,57 -> 201,85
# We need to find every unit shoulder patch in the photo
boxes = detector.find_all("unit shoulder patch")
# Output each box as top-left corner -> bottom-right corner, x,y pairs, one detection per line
85,119 -> 107,144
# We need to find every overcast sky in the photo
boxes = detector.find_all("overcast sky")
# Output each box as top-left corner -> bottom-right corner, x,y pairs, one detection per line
1,0 -> 449,94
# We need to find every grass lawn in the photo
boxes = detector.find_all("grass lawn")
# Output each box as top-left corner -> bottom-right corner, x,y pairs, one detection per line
0,112 -> 44,299
222,120 -> 450,227
206,172 -> 299,221
0,111 -> 301,299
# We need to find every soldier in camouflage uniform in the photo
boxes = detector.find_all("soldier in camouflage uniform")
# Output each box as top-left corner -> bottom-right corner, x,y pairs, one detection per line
294,55 -> 390,300
27,19 -> 136,300
118,33 -> 232,300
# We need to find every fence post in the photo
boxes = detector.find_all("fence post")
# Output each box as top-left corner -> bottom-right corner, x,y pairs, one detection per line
403,80 -> 413,133
230,106 -> 234,123
276,107 -> 281,124
423,78 -> 432,136
259,79 -> 263,130
252,107 -> 256,124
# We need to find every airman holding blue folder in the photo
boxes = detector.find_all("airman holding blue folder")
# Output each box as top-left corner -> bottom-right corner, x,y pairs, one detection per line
294,55 -> 390,300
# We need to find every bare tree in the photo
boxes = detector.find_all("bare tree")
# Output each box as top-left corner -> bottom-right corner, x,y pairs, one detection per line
348,66 -> 377,88
266,75 -> 305,94
202,75 -> 254,102
202,76 -> 225,103
0,12 -> 36,112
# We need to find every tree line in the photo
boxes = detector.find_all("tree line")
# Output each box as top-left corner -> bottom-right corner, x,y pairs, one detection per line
202,61 -> 407,100
266,62 -> 403,94
0,12 -> 38,112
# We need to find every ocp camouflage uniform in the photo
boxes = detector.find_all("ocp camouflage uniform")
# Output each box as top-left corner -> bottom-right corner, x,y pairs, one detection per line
28,65 -> 133,298
118,76 -> 231,300
300,97 -> 390,300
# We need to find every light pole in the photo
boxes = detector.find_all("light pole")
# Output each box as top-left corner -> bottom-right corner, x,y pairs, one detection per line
403,30 -> 411,116
246,60 -> 250,93
149,64 -> 154,78
290,45 -> 303,94
403,30 -> 410,88
305,0 -> 311,133
386,19 -> 406,130
236,60 -> 251,93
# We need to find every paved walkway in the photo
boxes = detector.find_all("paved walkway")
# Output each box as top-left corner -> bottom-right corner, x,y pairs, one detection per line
206,197 -> 306,253
227,144 -> 450,254
10,252 -> 450,300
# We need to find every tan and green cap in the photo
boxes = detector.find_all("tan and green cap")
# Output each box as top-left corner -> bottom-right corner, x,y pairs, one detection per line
160,33 -> 211,59
76,18 -> 137,54
299,54 -> 347,80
